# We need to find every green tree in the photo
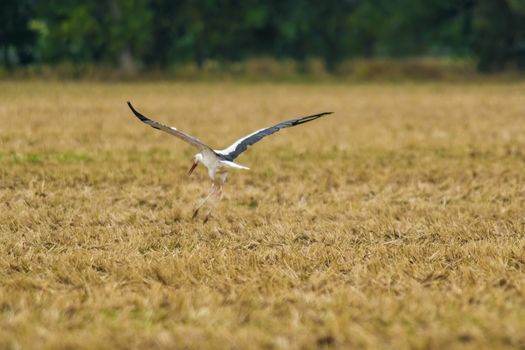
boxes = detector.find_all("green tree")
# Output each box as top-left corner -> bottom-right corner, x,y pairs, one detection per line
35,0 -> 151,69
472,0 -> 525,71
0,0 -> 36,68
2,0 -> 525,73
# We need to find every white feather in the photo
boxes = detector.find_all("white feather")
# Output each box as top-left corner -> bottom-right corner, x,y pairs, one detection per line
219,160 -> 250,170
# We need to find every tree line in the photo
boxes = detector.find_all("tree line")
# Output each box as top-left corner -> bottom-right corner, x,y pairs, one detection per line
1,0 -> 524,73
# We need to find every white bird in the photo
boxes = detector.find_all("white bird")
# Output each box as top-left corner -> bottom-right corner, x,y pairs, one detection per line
127,102 -> 332,219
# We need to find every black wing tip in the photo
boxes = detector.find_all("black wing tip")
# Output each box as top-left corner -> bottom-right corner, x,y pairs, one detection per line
305,111 -> 334,119
293,111 -> 333,125
126,101 -> 149,122
127,101 -> 137,114
127,101 -> 135,111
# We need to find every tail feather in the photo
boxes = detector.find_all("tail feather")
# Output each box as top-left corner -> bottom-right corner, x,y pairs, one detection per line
220,160 -> 250,170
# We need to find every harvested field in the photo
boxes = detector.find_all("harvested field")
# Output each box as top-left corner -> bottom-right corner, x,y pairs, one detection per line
1,81 -> 524,349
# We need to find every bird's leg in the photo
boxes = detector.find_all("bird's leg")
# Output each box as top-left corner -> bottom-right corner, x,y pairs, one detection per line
215,174 -> 227,202
203,173 -> 227,222
192,179 -> 216,219
203,185 -> 221,222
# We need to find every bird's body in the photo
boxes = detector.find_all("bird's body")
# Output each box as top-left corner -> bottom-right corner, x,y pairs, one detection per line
201,150 -> 250,178
200,149 -> 231,178
127,102 -> 332,219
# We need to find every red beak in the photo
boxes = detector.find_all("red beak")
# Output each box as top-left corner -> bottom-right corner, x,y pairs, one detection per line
188,162 -> 198,175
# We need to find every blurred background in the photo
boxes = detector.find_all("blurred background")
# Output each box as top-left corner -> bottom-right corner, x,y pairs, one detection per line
1,0 -> 525,80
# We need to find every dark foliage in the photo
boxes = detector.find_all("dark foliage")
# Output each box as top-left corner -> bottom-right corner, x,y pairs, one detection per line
1,0 -> 524,72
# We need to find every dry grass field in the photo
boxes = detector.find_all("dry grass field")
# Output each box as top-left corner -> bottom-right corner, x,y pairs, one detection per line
1,81 -> 525,349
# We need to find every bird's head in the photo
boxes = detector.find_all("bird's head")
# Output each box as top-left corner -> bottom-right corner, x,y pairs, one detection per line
188,153 -> 203,176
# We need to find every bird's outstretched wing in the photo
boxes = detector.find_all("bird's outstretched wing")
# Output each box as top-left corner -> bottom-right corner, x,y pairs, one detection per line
127,102 -> 212,151
216,112 -> 333,161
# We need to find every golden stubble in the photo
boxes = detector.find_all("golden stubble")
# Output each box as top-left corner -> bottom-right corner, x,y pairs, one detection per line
0,81 -> 524,349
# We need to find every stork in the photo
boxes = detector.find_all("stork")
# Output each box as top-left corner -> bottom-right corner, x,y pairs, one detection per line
127,102 -> 332,219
